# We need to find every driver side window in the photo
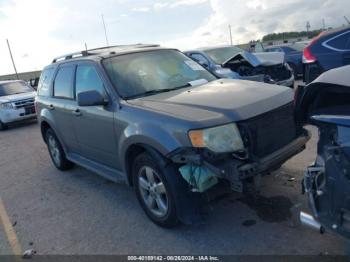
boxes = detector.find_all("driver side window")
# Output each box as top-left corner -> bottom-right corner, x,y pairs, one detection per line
75,65 -> 105,96
190,53 -> 209,68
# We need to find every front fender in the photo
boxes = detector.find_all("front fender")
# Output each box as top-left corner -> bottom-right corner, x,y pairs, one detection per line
119,122 -> 184,171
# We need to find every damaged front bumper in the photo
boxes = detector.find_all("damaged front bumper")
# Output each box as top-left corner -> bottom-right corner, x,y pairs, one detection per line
169,129 -> 310,193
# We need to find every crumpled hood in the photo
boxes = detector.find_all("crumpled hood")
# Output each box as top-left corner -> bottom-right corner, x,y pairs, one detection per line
127,79 -> 293,125
223,51 -> 285,67
0,92 -> 36,103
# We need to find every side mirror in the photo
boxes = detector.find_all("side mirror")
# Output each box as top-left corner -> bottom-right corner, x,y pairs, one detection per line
77,90 -> 108,107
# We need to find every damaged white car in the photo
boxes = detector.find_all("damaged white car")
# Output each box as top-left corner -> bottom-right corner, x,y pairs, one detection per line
185,46 -> 295,88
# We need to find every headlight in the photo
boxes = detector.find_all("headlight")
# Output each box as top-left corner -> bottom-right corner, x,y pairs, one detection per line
189,123 -> 244,153
0,102 -> 14,109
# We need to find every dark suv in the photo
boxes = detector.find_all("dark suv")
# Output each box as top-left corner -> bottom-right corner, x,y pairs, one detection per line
36,45 -> 310,227
303,26 -> 350,83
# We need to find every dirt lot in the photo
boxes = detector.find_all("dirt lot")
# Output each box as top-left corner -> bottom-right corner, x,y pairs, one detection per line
0,121 -> 347,255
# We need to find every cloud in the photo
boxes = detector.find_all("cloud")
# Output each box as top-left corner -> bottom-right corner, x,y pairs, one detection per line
0,0 -> 69,75
132,7 -> 150,12
0,0 -> 349,75
153,0 -> 208,11
162,0 -> 350,50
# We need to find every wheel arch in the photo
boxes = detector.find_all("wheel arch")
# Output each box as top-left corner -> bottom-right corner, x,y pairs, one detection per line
124,143 -> 168,186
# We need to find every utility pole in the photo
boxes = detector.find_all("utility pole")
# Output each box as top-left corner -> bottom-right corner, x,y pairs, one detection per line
322,19 -> 326,30
101,14 -> 110,46
6,39 -> 19,80
344,16 -> 350,25
306,21 -> 311,33
228,24 -> 233,46
85,43 -> 88,52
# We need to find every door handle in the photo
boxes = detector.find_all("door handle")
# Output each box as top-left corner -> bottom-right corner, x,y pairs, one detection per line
72,109 -> 82,117
48,104 -> 55,110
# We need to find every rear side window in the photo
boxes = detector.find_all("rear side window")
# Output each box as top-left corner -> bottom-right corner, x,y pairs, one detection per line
325,31 -> 350,51
75,65 -> 105,96
37,68 -> 54,97
53,66 -> 74,99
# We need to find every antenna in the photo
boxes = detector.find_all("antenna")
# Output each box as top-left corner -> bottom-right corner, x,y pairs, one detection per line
101,14 -> 110,46
6,39 -> 19,80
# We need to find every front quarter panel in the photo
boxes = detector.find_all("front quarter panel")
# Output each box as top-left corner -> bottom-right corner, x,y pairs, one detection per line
116,105 -> 192,172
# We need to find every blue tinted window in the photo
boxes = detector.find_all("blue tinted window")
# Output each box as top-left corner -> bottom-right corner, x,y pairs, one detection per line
54,66 -> 74,99
38,68 -> 54,97
327,31 -> 350,50
75,65 -> 105,96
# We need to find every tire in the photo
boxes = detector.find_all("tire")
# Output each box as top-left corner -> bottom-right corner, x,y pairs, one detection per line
132,152 -> 179,228
0,121 -> 8,131
45,128 -> 74,171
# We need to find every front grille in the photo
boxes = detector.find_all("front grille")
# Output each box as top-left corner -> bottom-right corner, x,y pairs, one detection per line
14,98 -> 35,109
238,103 -> 297,158
13,98 -> 35,115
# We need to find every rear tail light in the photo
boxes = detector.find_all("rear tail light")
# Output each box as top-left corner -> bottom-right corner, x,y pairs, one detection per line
303,46 -> 317,63
302,32 -> 325,64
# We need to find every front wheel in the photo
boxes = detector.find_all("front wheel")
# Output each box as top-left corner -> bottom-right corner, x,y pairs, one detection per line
132,153 -> 179,228
45,128 -> 74,171
0,121 -> 8,131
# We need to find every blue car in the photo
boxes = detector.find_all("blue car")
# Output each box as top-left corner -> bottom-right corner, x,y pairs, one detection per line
184,46 -> 294,88
303,26 -> 350,83
265,43 -> 306,78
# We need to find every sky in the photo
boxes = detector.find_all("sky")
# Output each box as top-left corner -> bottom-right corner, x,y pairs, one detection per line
0,0 -> 349,75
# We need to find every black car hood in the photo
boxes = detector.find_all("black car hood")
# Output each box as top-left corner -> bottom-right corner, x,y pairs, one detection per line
127,79 -> 293,125
222,51 -> 285,67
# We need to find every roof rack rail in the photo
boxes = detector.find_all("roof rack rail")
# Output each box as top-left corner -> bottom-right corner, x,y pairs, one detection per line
51,44 -> 161,64
52,51 -> 89,63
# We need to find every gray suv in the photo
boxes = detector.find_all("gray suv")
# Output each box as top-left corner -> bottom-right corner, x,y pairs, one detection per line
36,45 -> 310,227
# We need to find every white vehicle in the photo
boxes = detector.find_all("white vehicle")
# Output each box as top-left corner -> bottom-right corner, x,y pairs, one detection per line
0,80 -> 36,130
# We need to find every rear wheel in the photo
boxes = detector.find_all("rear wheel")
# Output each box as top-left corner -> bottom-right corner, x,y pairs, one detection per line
45,128 -> 74,171
132,152 -> 179,228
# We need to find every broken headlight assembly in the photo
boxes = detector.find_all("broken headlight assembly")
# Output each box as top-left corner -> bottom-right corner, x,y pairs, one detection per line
188,123 -> 244,153
0,102 -> 14,109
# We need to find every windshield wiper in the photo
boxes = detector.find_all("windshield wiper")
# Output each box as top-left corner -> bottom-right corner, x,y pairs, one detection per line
125,84 -> 191,100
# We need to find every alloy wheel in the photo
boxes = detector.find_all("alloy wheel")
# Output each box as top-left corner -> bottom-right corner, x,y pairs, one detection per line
138,166 -> 169,218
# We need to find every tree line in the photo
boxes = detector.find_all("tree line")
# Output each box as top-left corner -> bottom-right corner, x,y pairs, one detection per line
262,29 -> 324,42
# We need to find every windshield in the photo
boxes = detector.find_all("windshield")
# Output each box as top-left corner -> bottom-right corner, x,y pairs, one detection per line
204,46 -> 244,64
0,81 -> 34,97
103,50 -> 216,99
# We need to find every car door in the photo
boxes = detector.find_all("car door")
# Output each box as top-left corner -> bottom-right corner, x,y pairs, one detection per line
72,62 -> 119,168
50,64 -> 80,153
